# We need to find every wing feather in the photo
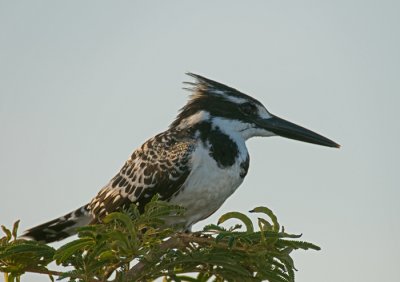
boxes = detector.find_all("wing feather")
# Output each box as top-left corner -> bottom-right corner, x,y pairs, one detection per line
88,130 -> 195,221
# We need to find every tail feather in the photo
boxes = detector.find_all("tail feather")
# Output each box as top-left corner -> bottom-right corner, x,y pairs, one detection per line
21,204 -> 92,243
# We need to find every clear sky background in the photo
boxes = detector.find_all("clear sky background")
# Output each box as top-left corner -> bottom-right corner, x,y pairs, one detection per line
1,1 -> 399,281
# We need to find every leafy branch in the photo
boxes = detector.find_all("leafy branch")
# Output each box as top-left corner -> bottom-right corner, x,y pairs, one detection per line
1,198 -> 320,281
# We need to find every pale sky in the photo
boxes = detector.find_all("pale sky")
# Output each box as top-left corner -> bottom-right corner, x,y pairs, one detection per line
1,1 -> 399,281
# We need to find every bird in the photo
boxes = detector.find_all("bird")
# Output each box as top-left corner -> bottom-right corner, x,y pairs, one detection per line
21,73 -> 339,243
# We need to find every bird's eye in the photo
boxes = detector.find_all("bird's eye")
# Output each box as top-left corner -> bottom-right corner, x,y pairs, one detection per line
240,103 -> 256,115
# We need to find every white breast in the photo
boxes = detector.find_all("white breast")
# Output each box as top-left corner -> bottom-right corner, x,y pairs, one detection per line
169,140 -> 248,229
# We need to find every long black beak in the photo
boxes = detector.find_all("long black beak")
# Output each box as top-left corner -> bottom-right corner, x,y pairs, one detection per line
256,115 -> 340,148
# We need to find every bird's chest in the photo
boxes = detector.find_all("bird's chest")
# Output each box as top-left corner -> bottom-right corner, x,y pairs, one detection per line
169,138 -> 249,227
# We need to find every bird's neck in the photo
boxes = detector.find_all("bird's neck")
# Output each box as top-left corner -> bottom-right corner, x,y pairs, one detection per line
187,119 -> 248,169
170,111 -> 249,168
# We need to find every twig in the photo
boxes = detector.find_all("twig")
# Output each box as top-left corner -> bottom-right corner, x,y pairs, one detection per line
24,267 -> 99,282
125,236 -> 185,281
124,232 -> 253,281
22,268 -> 64,277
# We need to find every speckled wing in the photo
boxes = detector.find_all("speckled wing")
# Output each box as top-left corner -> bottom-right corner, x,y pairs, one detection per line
88,131 -> 196,221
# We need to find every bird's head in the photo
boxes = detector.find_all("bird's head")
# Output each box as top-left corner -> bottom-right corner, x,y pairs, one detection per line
171,73 -> 339,148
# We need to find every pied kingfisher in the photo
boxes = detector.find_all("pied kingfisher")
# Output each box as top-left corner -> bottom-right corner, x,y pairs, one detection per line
22,73 -> 339,243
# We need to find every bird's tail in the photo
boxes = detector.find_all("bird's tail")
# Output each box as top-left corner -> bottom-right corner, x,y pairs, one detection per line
21,204 -> 92,243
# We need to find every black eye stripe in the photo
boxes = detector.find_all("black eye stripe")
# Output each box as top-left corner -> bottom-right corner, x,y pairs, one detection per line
240,103 -> 257,115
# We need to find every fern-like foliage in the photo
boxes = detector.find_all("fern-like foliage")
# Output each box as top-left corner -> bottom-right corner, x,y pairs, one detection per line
0,197 -> 320,282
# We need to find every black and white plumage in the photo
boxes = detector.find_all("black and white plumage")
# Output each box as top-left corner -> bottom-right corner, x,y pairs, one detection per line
22,73 -> 339,243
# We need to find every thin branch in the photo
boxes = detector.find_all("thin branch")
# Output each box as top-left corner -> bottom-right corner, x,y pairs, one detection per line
125,236 -> 185,281
176,233 -> 254,252
124,232 -> 256,281
23,267 -> 99,282
23,268 -> 64,277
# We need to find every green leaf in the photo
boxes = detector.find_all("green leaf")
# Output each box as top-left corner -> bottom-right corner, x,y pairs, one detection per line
1,225 -> 12,241
250,206 -> 280,232
202,224 -> 226,232
103,212 -> 135,234
0,202 -> 319,282
258,217 -> 273,231
0,241 -> 55,261
11,221 -> 20,240
277,239 -> 321,251
217,212 -> 254,233
54,237 -> 94,264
